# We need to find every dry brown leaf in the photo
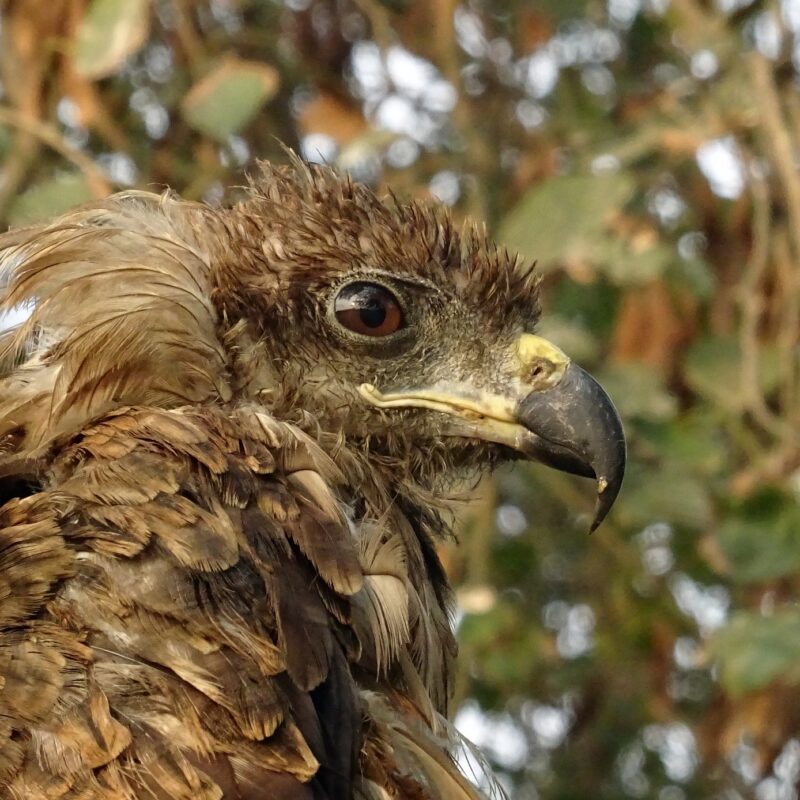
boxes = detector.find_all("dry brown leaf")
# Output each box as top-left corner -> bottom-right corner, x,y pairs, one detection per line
611,281 -> 696,369
298,92 -> 368,145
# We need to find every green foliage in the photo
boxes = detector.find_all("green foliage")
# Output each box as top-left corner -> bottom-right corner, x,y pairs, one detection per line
719,491 -> 800,584
713,611 -> 800,696
499,173 -> 636,273
597,363 -> 677,422
548,278 -> 619,338
625,465 -> 713,530
181,59 -> 280,142
9,173 -> 93,226
685,335 -> 783,414
73,0 -> 150,79
596,235 -> 673,286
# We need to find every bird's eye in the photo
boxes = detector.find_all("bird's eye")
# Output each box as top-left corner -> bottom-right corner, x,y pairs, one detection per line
334,282 -> 404,337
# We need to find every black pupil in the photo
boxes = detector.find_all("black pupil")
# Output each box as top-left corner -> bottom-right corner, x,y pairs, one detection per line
336,283 -> 399,333
359,298 -> 386,328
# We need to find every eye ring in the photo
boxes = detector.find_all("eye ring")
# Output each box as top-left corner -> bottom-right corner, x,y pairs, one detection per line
333,282 -> 405,338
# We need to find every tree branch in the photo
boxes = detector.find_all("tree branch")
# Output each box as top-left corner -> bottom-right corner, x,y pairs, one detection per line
0,106 -> 111,199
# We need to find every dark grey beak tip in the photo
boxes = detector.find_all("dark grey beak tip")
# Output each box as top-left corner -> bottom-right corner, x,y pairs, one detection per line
589,456 -> 626,533
517,362 -> 626,533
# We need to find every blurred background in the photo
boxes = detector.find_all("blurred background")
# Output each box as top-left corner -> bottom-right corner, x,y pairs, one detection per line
1,0 -> 799,797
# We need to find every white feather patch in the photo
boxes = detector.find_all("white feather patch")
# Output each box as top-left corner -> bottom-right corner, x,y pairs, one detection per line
353,524 -> 410,674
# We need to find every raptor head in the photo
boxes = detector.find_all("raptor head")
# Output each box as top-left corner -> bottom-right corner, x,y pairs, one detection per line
218,161 -> 625,531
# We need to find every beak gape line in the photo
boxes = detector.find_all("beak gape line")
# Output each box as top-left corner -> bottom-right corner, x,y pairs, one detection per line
359,335 -> 626,532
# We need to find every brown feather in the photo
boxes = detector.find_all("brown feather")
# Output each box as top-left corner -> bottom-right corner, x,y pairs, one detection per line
0,162 -> 532,798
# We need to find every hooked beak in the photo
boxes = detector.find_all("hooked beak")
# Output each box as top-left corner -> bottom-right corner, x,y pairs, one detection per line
516,359 -> 626,532
359,334 -> 626,531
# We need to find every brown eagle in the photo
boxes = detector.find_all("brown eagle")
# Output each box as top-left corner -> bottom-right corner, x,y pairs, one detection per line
0,160 -> 624,799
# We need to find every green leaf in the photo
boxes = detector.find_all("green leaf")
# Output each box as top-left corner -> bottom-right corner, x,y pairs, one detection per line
460,601 -> 549,687
9,173 -> 93,226
73,0 -> 150,79
713,611 -> 800,696
685,336 -> 782,413
0,123 -> 11,159
498,173 -> 636,272
667,255 -> 716,299
536,0 -> 591,22
182,58 -> 280,142
718,494 -> 800,584
650,410 -> 727,475
548,278 -> 620,339
620,466 -> 713,530
594,235 -> 673,286
597,362 -> 677,423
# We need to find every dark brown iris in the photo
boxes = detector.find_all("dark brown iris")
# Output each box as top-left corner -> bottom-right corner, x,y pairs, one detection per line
334,282 -> 404,337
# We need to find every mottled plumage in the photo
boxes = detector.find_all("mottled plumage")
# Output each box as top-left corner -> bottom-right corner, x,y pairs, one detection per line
0,160 -> 624,799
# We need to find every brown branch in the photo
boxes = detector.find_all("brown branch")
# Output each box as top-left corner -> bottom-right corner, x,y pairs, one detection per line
450,476 -> 497,713
751,54 -> 800,264
772,230 -> 800,424
352,0 -> 394,50
0,106 -> 111,198
729,440 -> 800,496
431,0 -> 492,223
737,174 -> 791,441
0,135 -> 41,222
749,54 -> 800,441
170,0 -> 207,77
460,477 -> 497,588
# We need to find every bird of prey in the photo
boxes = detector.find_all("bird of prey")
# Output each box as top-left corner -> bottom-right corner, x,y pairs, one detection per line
0,160 -> 624,799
